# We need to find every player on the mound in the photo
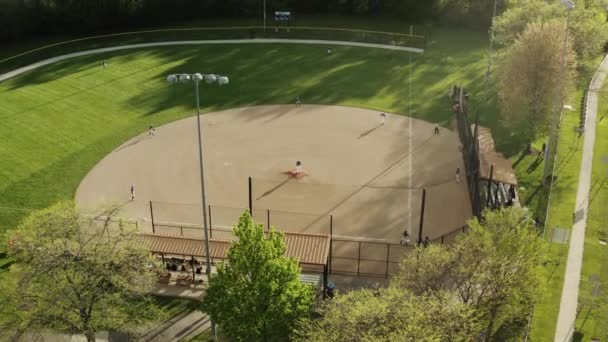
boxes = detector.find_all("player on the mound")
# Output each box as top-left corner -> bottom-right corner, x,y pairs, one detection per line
288,161 -> 304,178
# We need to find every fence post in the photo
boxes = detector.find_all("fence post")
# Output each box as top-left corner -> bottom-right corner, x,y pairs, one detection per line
487,164 -> 494,208
418,188 -> 427,245
149,201 -> 155,234
329,215 -> 333,274
267,209 -> 270,232
441,235 -> 445,244
385,244 -> 390,278
248,177 -> 253,214
323,264 -> 328,300
357,241 -> 361,276
208,205 -> 213,239
180,226 -> 183,236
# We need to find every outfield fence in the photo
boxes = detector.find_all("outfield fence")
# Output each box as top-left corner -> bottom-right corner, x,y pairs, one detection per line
0,26 -> 425,74
149,201 -> 467,278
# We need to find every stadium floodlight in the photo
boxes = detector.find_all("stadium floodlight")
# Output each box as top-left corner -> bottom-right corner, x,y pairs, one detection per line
165,72 -> 229,340
179,74 -> 191,83
205,74 -> 217,84
166,74 -> 178,84
218,76 -> 229,86
167,72 -> 228,336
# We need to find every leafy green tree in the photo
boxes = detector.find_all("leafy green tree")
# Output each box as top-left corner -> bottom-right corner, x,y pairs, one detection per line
296,286 -> 481,341
0,201 -> 162,342
494,0 -> 608,60
202,211 -> 314,342
496,20 -> 577,141
298,208 -> 545,340
395,207 -> 547,339
436,0 -> 507,29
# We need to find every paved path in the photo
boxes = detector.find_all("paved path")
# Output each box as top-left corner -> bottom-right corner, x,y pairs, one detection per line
140,310 -> 210,342
0,39 -> 422,82
554,54 -> 608,342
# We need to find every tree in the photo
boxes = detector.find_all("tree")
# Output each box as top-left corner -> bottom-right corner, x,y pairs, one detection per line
436,0 -> 508,29
297,208 -> 545,340
496,20 -> 576,141
201,211 -> 314,342
0,201 -> 163,342
394,207 -> 547,339
296,286 -> 481,341
494,0 -> 608,60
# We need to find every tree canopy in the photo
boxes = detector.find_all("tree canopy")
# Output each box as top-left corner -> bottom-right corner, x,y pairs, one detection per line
496,19 -> 577,141
0,202 -> 163,342
0,0 -> 509,43
298,208 -> 547,341
201,211 -> 315,342
494,0 -> 608,61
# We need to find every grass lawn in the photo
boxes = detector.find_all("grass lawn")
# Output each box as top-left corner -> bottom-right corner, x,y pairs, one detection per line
524,106 -> 584,341
0,27 -> 493,242
523,55 -> 605,340
573,80 -> 608,341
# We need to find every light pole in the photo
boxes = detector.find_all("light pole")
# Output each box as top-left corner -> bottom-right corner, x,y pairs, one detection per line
483,0 -> 498,101
543,0 -> 575,184
263,0 -> 267,32
167,72 -> 228,339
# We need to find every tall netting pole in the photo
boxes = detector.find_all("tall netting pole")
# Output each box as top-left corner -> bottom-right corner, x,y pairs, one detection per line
408,26 -> 414,241
248,176 -> 253,214
418,188 -> 427,245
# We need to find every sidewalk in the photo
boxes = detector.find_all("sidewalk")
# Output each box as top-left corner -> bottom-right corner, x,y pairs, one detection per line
554,54 -> 608,342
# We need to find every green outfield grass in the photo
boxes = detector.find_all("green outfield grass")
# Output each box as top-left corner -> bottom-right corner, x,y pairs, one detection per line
0,28 -> 493,241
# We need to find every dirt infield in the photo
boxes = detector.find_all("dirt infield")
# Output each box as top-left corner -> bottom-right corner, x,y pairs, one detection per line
76,105 -> 472,243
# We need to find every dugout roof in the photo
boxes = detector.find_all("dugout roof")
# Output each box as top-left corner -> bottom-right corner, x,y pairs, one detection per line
141,231 -> 330,266
476,126 -> 518,186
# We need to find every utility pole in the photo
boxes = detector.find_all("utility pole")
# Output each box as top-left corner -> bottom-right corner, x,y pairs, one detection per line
483,0 -> 498,101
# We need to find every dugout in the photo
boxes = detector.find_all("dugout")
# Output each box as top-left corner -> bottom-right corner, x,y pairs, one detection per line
141,231 -> 331,296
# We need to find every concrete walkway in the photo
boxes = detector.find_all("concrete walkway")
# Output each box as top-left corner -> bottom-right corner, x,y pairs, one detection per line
554,54 -> 608,342
139,310 -> 210,342
0,39 -> 422,83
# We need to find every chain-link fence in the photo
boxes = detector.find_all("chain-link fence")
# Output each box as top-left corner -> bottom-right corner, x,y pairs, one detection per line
148,200 -> 469,278
329,238 -> 414,277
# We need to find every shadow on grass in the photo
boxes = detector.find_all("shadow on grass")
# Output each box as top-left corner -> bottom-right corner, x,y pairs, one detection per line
526,157 -> 543,173
512,150 -> 528,169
